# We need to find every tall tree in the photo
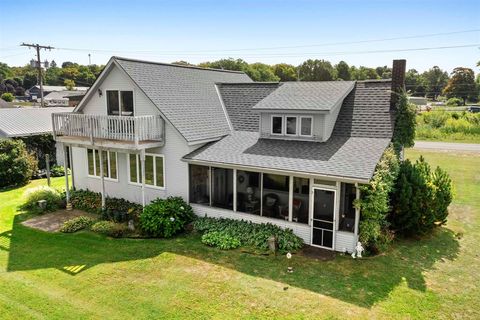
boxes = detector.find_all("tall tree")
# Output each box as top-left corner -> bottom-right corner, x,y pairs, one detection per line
421,66 -> 449,100
351,66 -> 379,80
442,67 -> 477,105
376,66 -> 392,79
335,61 -> 351,80
272,63 -> 297,81
298,59 -> 335,81
198,58 -> 248,72
246,63 -> 279,82
405,69 -> 426,96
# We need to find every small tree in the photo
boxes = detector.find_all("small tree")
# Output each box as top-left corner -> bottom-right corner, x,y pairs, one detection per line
64,79 -> 75,90
0,139 -> 38,188
1,92 -> 14,102
392,91 -> 416,152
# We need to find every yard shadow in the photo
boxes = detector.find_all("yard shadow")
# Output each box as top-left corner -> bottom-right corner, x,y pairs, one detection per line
3,213 -> 459,308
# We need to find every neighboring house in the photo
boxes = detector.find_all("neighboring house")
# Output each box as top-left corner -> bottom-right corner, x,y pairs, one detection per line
44,90 -> 88,107
28,85 -> 90,101
52,56 -> 406,253
0,107 -> 74,165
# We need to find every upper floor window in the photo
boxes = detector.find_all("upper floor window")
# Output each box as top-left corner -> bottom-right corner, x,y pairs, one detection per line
270,115 -> 313,137
107,90 -> 134,116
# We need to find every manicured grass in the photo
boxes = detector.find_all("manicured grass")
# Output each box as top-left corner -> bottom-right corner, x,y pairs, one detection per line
0,154 -> 479,319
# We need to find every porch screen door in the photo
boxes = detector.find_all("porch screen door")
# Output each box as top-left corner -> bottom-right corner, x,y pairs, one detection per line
312,188 -> 335,249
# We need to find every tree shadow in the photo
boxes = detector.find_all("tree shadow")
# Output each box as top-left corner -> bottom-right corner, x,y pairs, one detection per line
3,214 -> 459,308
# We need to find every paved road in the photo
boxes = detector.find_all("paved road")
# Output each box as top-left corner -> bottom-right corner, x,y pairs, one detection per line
413,141 -> 480,153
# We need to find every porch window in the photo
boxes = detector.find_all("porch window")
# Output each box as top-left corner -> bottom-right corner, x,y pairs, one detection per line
189,165 -> 210,205
339,183 -> 356,232
128,153 -> 165,188
87,149 -> 117,180
236,170 -> 261,215
107,90 -> 134,116
262,173 -> 289,220
211,167 -> 234,210
292,177 -> 309,224
271,116 -> 283,135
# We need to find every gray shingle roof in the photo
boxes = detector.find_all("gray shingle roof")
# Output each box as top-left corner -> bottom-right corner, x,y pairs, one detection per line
184,131 -> 391,181
114,57 -> 252,142
0,107 -> 74,137
252,81 -> 355,111
333,80 -> 394,138
218,83 -> 280,132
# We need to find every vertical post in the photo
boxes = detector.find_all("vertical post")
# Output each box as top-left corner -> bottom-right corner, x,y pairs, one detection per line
35,45 -> 45,108
354,183 -> 361,244
259,173 -> 263,216
233,169 -> 237,212
68,146 -> 75,190
45,154 -> 51,187
288,175 -> 293,222
209,166 -> 212,207
63,144 -> 71,210
99,148 -> 106,210
140,150 -> 146,207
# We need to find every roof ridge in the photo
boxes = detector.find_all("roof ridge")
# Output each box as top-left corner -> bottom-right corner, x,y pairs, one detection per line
112,56 -> 247,75
216,82 -> 280,85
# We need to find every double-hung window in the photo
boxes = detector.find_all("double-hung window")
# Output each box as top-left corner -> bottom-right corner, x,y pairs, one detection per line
285,116 -> 297,135
300,116 -> 313,137
107,90 -> 134,116
128,153 -> 165,188
271,116 -> 283,135
87,149 -> 117,180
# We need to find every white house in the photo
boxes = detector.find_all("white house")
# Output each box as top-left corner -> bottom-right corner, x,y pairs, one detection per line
52,56 -> 406,253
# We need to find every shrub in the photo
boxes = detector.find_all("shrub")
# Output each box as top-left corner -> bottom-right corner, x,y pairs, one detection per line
70,189 -> 142,221
0,139 -> 38,188
50,165 -> 67,177
393,91 -> 416,149
357,145 -> 399,253
22,186 -> 63,212
91,220 -> 128,238
140,197 -> 194,238
201,231 -> 241,250
1,92 -> 14,102
390,157 -> 453,235
60,216 -> 96,233
193,217 -> 304,252
446,97 -> 463,106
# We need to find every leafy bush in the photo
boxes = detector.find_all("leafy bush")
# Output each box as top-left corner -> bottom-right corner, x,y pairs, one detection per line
193,217 -> 304,252
140,197 -> 194,238
59,216 -> 96,233
201,231 -> 241,250
357,145 -> 399,253
1,92 -> 14,102
416,111 -> 480,142
446,97 -> 463,106
70,189 -> 142,221
390,157 -> 453,235
50,165 -> 67,177
91,221 -> 129,238
0,139 -> 38,188
22,186 -> 63,212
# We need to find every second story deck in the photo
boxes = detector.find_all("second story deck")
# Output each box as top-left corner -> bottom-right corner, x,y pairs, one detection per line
52,112 -> 164,150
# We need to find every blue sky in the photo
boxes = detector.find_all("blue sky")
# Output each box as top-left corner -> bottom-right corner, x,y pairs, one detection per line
1,0 -> 479,73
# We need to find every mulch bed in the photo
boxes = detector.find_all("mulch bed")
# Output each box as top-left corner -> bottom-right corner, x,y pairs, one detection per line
22,209 -> 97,232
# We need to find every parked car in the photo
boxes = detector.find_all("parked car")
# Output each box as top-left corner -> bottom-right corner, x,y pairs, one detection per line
467,106 -> 480,113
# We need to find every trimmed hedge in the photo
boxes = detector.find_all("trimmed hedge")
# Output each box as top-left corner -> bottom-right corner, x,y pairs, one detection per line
193,217 -> 303,252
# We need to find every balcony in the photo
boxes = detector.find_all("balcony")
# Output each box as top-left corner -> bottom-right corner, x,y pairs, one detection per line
52,113 -> 164,149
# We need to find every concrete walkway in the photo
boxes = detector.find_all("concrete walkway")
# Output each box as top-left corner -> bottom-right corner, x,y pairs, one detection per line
22,209 -> 97,232
414,141 -> 480,153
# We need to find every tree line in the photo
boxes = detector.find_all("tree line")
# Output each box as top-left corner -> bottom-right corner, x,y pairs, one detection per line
1,58 -> 479,104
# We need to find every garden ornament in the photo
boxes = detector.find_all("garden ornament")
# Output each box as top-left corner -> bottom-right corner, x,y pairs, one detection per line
286,252 -> 293,273
351,241 -> 365,259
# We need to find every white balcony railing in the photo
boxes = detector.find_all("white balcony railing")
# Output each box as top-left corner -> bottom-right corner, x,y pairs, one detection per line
52,113 -> 164,145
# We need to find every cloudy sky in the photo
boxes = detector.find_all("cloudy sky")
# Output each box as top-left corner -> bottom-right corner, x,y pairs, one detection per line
1,0 -> 479,73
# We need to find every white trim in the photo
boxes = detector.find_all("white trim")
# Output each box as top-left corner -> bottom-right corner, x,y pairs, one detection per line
288,175 -> 293,222
310,186 -> 337,250
86,148 -> 119,182
270,115 -> 284,135
233,168 -> 237,212
105,89 -> 135,116
299,116 -> 314,137
127,152 -> 166,190
215,84 -> 233,132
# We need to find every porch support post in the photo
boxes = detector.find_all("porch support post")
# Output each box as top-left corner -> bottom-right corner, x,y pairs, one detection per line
233,169 -> 237,212
140,149 -> 146,207
99,148 -> 106,210
288,175 -> 293,222
354,183 -> 361,243
68,146 -> 75,190
63,144 -> 71,209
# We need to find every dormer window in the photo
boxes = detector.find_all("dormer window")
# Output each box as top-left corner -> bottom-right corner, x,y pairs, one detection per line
286,116 -> 297,135
271,116 -> 283,135
300,116 -> 313,137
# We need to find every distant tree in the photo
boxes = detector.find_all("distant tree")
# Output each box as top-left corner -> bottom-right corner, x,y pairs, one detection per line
45,67 -> 62,86
1,92 -> 14,102
405,69 -> 427,96
64,79 -> 75,90
442,67 -> 477,105
15,86 -> 25,96
351,66 -> 379,80
61,61 -> 75,68
298,59 -> 335,81
198,58 -> 248,72
273,63 -> 297,81
0,62 -> 13,80
172,60 -> 194,66
421,66 -> 449,100
23,72 -> 38,88
375,66 -> 392,79
4,78 -> 18,88
335,61 -> 351,80
50,60 -> 57,68
246,63 -> 279,82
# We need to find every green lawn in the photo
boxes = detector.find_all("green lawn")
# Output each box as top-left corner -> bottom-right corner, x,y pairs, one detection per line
0,151 -> 479,319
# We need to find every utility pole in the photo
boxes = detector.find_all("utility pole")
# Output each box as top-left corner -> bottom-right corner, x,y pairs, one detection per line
21,43 -> 54,108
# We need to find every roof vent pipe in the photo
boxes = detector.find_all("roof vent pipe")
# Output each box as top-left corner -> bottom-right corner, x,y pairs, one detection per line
390,59 -> 406,110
